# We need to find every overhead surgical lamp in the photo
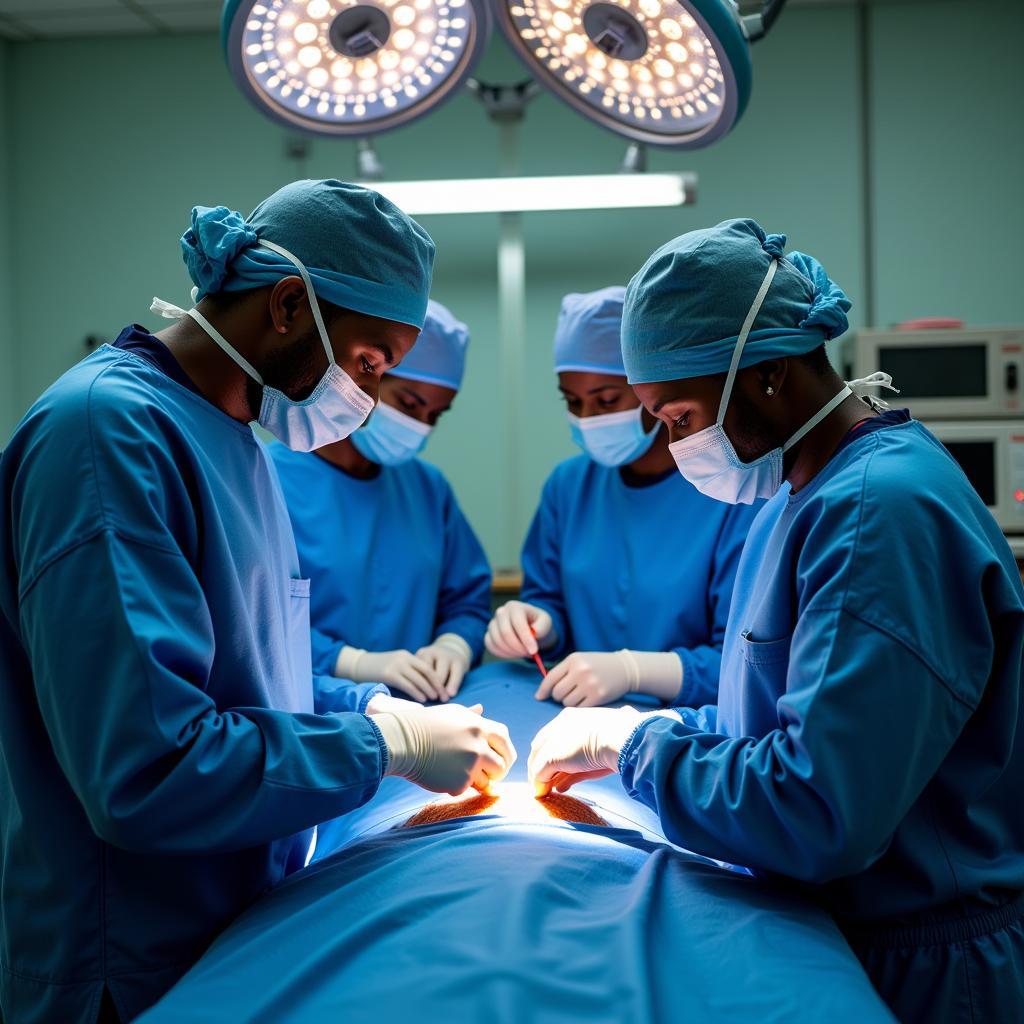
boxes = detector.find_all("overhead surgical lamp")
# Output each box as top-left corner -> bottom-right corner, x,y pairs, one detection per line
222,0 -> 785,148
492,0 -> 786,149
222,0 -> 491,136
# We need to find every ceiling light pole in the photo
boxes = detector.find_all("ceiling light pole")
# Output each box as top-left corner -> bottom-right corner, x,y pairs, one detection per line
468,78 -> 539,566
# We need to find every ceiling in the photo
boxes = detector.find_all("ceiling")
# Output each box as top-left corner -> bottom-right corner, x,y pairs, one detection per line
0,0 -> 923,42
0,1 -> 221,39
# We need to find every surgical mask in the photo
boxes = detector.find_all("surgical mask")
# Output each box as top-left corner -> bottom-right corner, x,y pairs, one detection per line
351,401 -> 432,466
151,238 -> 374,452
568,406 -> 660,467
668,259 -> 898,505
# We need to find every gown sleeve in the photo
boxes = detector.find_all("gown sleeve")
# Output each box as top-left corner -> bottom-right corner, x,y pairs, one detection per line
310,624 -> 347,678
314,674 -> 388,714
622,605 -> 973,883
620,478 -> 981,884
20,530 -> 387,856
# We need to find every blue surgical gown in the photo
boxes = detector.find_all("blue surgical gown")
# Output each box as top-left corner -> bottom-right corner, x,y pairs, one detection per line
620,414 -> 1024,1022
268,443 -> 491,676
520,456 -> 758,707
0,342 -> 389,1024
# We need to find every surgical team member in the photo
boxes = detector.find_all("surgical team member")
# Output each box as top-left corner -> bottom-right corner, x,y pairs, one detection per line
270,300 -> 489,704
0,180 -> 515,1024
486,287 -> 758,708
528,219 -> 1024,1022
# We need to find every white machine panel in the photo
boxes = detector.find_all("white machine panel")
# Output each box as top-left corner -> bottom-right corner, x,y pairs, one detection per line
927,421 -> 1024,533
843,327 -> 1024,419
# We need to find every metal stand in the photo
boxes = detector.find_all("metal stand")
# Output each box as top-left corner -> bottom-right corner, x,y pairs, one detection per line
356,138 -> 385,181
620,142 -> 647,174
468,80 -> 539,566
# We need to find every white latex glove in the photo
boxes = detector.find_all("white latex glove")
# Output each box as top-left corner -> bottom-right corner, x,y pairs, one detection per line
336,646 -> 442,703
527,706 -> 681,797
535,650 -> 683,707
416,633 -> 473,701
484,601 -> 555,660
365,693 -> 414,716
373,702 -> 517,796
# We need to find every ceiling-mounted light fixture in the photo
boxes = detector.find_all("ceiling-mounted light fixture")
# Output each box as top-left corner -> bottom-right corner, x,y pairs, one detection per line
364,170 -> 696,214
493,0 -> 787,149
222,0 -> 491,136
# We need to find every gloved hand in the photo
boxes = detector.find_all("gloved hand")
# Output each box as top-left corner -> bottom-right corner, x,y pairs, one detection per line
527,706 -> 680,796
535,650 -> 683,707
484,601 -> 555,660
373,702 -> 517,795
336,646 -> 442,703
364,692 -> 415,716
416,633 -> 473,701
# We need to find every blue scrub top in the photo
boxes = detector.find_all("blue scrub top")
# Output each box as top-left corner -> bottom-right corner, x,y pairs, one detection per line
0,337 -> 388,1024
521,456 -> 759,707
622,415 -> 1024,922
268,443 -> 491,676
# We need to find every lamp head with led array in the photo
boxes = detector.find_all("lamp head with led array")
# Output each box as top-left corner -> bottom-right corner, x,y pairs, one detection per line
223,0 -> 491,135
223,0 -> 774,147
493,0 -> 753,148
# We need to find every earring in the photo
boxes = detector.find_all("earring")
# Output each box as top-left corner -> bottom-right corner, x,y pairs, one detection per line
766,386 -> 775,396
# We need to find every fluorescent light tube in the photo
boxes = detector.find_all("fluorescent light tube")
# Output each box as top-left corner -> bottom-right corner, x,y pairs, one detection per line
360,172 -> 696,215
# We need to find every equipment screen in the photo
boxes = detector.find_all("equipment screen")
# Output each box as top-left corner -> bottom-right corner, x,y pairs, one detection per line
944,440 -> 996,506
880,344 -> 987,398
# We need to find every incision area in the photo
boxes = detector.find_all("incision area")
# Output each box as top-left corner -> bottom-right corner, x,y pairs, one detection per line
402,781 -> 610,827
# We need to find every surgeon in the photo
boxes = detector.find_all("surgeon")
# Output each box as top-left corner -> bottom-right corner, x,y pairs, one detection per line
0,180 -> 516,1024
527,219 -> 1024,1023
269,300 -> 489,704
486,287 -> 758,709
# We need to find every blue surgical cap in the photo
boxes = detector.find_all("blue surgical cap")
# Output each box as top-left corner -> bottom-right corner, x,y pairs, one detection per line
180,179 -> 435,329
553,286 -> 627,376
621,218 -> 851,384
390,299 -> 469,392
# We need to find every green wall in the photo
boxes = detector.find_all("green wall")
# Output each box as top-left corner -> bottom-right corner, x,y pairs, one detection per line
0,0 -> 1021,567
870,0 -> 1024,327
0,40 -> 14,443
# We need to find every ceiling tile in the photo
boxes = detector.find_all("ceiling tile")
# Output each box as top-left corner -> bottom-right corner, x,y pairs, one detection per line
0,0 -> 125,13
130,0 -> 219,8
0,17 -> 33,39
146,6 -> 220,31
16,9 -> 154,36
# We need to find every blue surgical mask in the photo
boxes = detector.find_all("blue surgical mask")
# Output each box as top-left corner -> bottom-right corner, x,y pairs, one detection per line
351,401 -> 433,466
568,406 -> 660,467
151,238 -> 374,452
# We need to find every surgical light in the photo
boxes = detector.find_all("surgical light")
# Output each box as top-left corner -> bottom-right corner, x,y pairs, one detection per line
222,0 -> 491,136
493,0 -> 785,148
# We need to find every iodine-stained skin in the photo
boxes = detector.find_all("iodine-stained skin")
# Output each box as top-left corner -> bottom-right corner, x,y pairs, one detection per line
402,790 -> 609,829
314,663 -> 672,858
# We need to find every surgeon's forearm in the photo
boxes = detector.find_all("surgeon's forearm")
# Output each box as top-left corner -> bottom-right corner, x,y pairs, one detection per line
620,614 -> 971,884
433,616 -> 486,662
311,625 -> 346,678
432,632 -> 473,665
26,536 -> 387,857
336,645 -> 370,681
672,646 -> 722,708
619,650 -> 683,703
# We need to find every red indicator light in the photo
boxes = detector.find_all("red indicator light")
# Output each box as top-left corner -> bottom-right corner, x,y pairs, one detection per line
1015,489 -> 1024,504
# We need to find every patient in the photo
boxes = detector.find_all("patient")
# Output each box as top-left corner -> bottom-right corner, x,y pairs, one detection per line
139,774 -> 894,1024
